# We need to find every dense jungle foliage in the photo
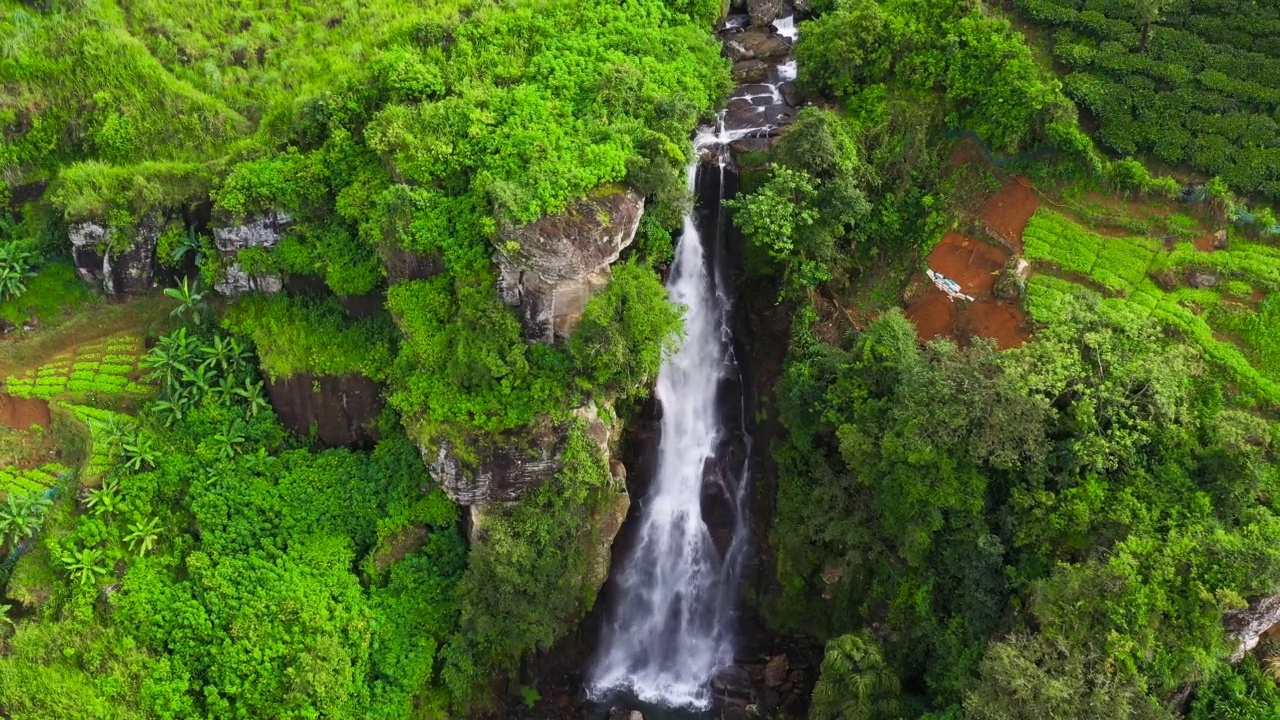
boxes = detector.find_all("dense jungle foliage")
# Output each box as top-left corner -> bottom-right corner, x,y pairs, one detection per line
2,0 -> 1280,716
736,0 -> 1280,717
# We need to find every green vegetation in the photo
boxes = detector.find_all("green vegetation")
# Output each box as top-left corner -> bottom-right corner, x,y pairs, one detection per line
6,335 -> 150,401
1022,209 -> 1280,404
1015,0 -> 1280,199
222,293 -> 397,381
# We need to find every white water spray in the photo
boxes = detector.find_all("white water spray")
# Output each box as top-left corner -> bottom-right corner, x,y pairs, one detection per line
587,119 -> 764,709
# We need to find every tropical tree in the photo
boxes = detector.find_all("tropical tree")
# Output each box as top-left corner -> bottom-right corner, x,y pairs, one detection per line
810,631 -> 902,720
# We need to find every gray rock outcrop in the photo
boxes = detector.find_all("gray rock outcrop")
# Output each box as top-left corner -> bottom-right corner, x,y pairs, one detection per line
69,214 -> 161,296
1225,593 -> 1280,662
211,211 -> 291,297
428,403 -> 614,506
495,187 -> 644,343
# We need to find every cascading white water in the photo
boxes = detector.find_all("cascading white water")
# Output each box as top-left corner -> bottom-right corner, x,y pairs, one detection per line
588,12 -> 798,711
587,122 -> 762,710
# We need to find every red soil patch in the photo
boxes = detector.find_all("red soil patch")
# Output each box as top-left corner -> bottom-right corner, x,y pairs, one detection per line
976,178 -> 1040,253
905,231 -> 1029,350
1194,234 -> 1219,253
0,394 -> 49,430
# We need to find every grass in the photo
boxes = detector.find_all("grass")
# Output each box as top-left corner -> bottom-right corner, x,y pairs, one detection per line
0,262 -> 95,329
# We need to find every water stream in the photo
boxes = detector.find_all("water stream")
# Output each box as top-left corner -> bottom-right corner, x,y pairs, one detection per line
586,14 -> 799,712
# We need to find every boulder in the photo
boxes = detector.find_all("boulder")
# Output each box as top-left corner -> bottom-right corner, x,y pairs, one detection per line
69,214 -> 161,296
427,403 -> 614,505
1225,593 -> 1280,662
1213,229 -> 1230,249
764,654 -> 789,688
794,0 -> 812,14
212,211 -> 291,297
723,38 -> 755,62
736,30 -> 790,60
1186,268 -> 1221,288
732,60 -> 770,84
993,257 -> 1031,300
748,0 -> 783,27
496,187 -> 644,343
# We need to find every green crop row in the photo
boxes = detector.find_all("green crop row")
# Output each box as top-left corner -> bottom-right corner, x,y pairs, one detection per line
0,463 -> 70,497
1024,212 -> 1280,404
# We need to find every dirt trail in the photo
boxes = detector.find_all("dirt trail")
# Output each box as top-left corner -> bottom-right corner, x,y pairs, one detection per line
978,177 -> 1040,254
0,394 -> 50,430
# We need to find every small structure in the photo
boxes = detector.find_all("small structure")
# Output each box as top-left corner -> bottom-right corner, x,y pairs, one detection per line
926,268 -> 974,302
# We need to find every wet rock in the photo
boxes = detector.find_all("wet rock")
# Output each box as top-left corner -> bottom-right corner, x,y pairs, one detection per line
748,0 -> 783,28
1214,229 -> 1230,249
724,39 -> 754,62
764,654 -> 789,688
496,187 -> 644,342
380,243 -> 443,282
732,60 -> 769,84
1225,593 -> 1280,662
780,81 -> 801,107
68,221 -> 108,286
265,373 -> 383,447
1186,268 -> 1221,288
736,30 -> 790,61
730,137 -> 773,155
712,665 -> 753,695
794,0 -> 813,14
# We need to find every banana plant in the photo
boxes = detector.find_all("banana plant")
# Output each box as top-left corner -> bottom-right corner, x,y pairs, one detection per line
84,478 -> 122,517
123,517 -> 161,557
0,492 -> 52,547
212,423 -> 247,460
233,377 -> 271,418
61,546 -> 109,587
164,277 -> 208,324
122,432 -> 158,471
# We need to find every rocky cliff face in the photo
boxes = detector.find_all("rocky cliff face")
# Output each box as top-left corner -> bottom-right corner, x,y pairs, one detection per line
429,404 -> 614,506
212,211 -> 291,296
495,187 -> 644,343
69,214 -> 163,296
1225,592 -> 1280,662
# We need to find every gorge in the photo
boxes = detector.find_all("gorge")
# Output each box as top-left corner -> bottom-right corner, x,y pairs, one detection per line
587,10 -> 801,714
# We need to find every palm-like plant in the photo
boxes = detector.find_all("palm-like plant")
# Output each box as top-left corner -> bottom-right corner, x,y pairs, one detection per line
810,631 -> 901,720
84,478 -> 122,517
200,335 -> 250,376
0,241 -> 36,301
123,517 -> 161,557
212,423 -> 247,460
61,546 -> 109,587
0,492 -> 52,547
164,277 -> 208,324
121,432 -> 158,471
169,226 -> 203,266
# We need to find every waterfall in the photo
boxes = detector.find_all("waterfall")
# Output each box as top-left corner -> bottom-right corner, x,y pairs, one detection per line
588,122 -> 758,711
587,13 -> 798,711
